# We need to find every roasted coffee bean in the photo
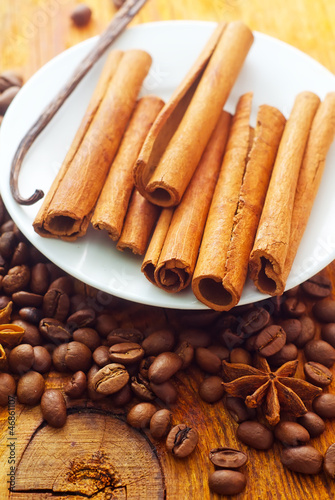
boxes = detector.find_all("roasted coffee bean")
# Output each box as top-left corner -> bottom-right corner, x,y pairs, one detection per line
0,85 -> 20,115
112,0 -> 126,9
95,314 -> 118,337
225,397 -> 257,423
174,341 -> 194,369
39,317 -> 71,343
2,265 -> 30,294
313,393 -> 335,418
301,274 -> 332,299
64,371 -> 87,399
19,306 -> 43,324
0,295 -> 11,309
207,344 -> 229,361
0,231 -> 16,257
294,315 -> 316,348
244,334 -> 258,352
8,344 -> 34,374
255,325 -> 286,357
297,412 -> 325,438
166,424 -> 199,458
11,241 -> 29,267
109,342 -> 144,365
139,356 -> 155,379
304,339 -> 335,368
278,318 -> 302,343
240,307 -> 270,335
208,470 -> 246,496
70,3 -> 92,26
131,374 -> 155,401
48,276 -> 74,295
142,328 -> 175,355
148,352 -> 183,384
282,297 -> 306,317
281,445 -> 323,474
209,447 -> 248,469
195,347 -> 221,374
111,383 -> 132,407
313,298 -> 335,323
126,402 -> 157,428
198,376 -> 224,403
304,361 -> 333,387
236,421 -> 274,450
41,389 -> 67,427
324,443 -> 335,479
32,346 -> 52,373
52,344 -> 68,372
65,341 -> 92,372
43,288 -> 70,322
268,343 -> 298,367
66,308 -> 96,331
107,327 -> 143,346
13,319 -> 42,346
30,263 -> 50,294
0,70 -> 23,92
321,323 -> 335,348
92,363 -> 129,395
12,291 -> 43,308
217,328 -> 244,350
0,373 -> 16,406
178,328 -> 211,348
274,421 -> 310,447
150,379 -> 178,404
87,364 -> 105,401
230,348 -> 251,365
73,327 -> 101,351
93,346 -> 110,367
149,409 -> 172,439
17,371 -> 45,405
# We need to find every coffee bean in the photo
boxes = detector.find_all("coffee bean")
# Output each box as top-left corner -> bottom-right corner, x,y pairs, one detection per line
281,445 -> 323,474
209,447 -> 248,469
217,328 -> 244,350
43,288 -> 70,322
126,402 -> 157,428
208,470 -> 246,496
41,389 -> 67,427
236,421 -> 274,450
111,383 -> 132,407
64,371 -> 87,399
225,397 -> 257,423
207,344 -> 229,361
107,327 -> 143,346
112,0 -> 126,9
2,265 -> 30,294
195,347 -> 221,374
166,424 -> 198,458
48,276 -> 74,296
174,341 -> 194,369
39,317 -> 71,343
0,373 -> 16,406
13,319 -> 42,346
278,318 -> 302,343
32,346 -> 52,373
301,274 -> 332,299
95,314 -> 118,337
12,291 -> 43,308
321,323 -> 335,348
142,328 -> 175,356
8,344 -> 34,374
198,376 -> 224,403
86,364 -> 105,401
268,343 -> 298,367
324,443 -> 335,479
19,306 -> 43,324
148,352 -> 183,384
240,307 -> 270,335
17,371 -> 45,405
52,344 -> 68,372
92,363 -> 129,395
255,325 -> 286,357
294,315 -> 315,348
65,341 -> 92,372
0,70 -> 23,92
304,361 -> 333,387
313,393 -> 335,418
30,263 -> 50,294
229,348 -> 251,365
282,297 -> 306,317
297,412 -> 325,438
73,327 -> 101,351
178,328 -> 211,348
130,374 -> 155,401
274,421 -> 310,447
150,380 -> 178,405
109,342 -> 144,365
70,3 -> 92,27
0,231 -> 16,257
304,339 -> 335,368
11,241 -> 29,267
93,345 -> 110,367
313,298 -> 335,323
139,356 -> 155,379
149,409 -> 172,439
66,308 -> 95,331
0,86 -> 20,115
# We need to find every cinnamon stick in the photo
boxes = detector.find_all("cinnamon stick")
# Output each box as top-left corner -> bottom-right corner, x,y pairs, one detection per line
116,189 -> 160,255
134,21 -> 253,207
249,91 -> 321,296
91,95 -> 164,240
151,110 -> 231,293
33,49 -> 152,241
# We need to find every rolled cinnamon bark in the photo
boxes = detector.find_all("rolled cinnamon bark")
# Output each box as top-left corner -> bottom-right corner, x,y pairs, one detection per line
116,189 -> 160,255
152,110 -> 231,293
33,49 -> 152,241
282,92 -> 335,283
249,91 -> 321,296
134,21 -> 253,207
91,95 -> 164,240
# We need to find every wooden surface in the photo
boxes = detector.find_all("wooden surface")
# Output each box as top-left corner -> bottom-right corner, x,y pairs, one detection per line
1,0 -> 335,499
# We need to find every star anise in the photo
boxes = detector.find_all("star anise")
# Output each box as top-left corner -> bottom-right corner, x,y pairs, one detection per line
222,356 -> 322,426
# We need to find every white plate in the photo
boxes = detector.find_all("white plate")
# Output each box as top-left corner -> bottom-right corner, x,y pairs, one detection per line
1,21 -> 335,310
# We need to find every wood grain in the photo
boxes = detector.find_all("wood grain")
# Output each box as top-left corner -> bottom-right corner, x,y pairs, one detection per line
1,1 -> 335,499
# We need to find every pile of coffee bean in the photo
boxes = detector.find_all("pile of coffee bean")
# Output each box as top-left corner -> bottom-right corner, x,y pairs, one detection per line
0,70 -> 23,118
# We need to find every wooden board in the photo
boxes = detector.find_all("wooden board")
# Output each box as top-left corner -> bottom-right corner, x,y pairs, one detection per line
1,1 -> 335,499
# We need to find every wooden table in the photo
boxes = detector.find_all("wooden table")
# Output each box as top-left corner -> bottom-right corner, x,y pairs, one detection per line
1,1 -> 335,498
